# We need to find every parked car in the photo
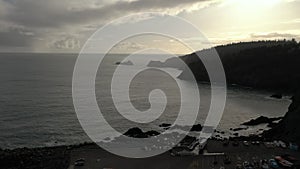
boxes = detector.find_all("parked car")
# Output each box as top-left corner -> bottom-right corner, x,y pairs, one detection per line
251,141 -> 260,145
233,141 -> 239,146
269,159 -> 279,169
243,161 -> 254,169
278,141 -> 287,148
252,160 -> 259,168
275,156 -> 293,168
243,141 -> 250,146
236,164 -> 243,169
223,139 -> 229,146
281,154 -> 297,163
224,156 -> 231,164
289,143 -> 299,151
260,159 -> 269,169
74,158 -> 85,166
273,141 -> 281,147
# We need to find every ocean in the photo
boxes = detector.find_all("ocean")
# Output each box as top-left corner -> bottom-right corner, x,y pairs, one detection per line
0,53 -> 291,149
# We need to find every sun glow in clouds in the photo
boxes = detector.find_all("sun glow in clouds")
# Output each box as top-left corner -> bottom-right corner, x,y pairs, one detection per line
224,0 -> 281,15
217,0 -> 282,29
227,0 -> 281,8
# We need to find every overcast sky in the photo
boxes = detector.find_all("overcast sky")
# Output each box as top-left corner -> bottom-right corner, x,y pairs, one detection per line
0,0 -> 300,53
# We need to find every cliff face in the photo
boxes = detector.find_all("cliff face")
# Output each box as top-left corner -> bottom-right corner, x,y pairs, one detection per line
264,91 -> 300,144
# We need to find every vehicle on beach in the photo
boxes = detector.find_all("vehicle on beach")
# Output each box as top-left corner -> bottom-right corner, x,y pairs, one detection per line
273,141 -> 281,147
223,139 -> 229,146
233,141 -> 239,146
243,141 -> 250,146
289,143 -> 299,151
281,154 -> 297,163
252,160 -> 259,168
243,161 -> 254,169
269,159 -> 280,169
278,141 -> 287,148
275,156 -> 293,168
236,163 -> 243,169
223,155 -> 231,164
74,158 -> 85,166
264,142 -> 276,148
251,141 -> 260,145
260,159 -> 269,169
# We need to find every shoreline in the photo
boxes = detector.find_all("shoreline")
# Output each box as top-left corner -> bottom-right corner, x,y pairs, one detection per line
0,91 -> 296,169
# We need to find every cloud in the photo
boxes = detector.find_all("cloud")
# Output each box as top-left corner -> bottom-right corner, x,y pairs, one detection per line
1,0 -> 214,28
49,36 -> 81,50
282,18 -> 300,24
0,0 -> 216,51
250,32 -> 299,39
0,25 -> 35,47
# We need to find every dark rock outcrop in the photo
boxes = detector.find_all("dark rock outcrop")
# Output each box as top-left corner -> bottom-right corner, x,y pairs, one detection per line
264,91 -> 300,144
190,124 -> 202,132
123,127 -> 160,138
241,116 -> 282,126
230,127 -> 248,132
270,94 -> 283,99
159,123 -> 171,128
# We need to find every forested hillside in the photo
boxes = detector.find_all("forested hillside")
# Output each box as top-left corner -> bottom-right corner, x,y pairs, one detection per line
150,39 -> 300,92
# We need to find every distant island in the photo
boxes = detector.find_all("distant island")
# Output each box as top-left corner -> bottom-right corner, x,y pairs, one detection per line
115,60 -> 134,66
